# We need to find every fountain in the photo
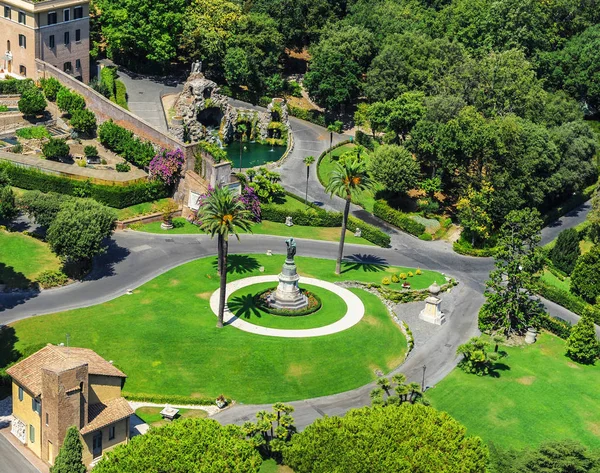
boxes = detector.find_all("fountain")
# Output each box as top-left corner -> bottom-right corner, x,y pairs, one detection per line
268,238 -> 309,310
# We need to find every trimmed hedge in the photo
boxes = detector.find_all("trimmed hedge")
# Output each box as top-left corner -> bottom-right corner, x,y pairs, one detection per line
98,120 -> 155,169
288,105 -> 327,127
537,314 -> 572,339
124,392 -> 230,406
347,216 -> 390,248
453,240 -> 498,257
0,78 -> 34,94
373,200 -> 425,237
535,280 -> 600,324
0,161 -> 168,208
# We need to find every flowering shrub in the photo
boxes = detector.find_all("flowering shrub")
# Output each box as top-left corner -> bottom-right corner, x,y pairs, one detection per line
149,148 -> 185,185
193,185 -> 261,226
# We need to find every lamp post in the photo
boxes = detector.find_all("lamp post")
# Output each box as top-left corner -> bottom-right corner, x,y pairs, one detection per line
421,365 -> 426,392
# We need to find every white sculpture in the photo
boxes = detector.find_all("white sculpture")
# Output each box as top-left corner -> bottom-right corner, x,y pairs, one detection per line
354,228 -> 362,238
285,216 -> 293,227
419,281 -> 446,325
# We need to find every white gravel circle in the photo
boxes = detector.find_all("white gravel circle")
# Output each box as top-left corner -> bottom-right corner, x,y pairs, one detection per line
209,275 -> 365,338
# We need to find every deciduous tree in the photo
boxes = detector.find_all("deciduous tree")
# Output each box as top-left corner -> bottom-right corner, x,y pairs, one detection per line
369,145 -> 419,195
571,246 -> 600,304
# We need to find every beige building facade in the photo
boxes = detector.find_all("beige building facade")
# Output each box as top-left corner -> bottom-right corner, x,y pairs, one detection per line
7,344 -> 133,467
0,0 -> 90,83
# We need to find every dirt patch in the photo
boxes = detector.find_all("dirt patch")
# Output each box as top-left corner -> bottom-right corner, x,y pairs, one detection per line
196,292 -> 213,300
287,363 -> 311,378
516,376 -> 536,385
169,279 -> 180,286
361,315 -> 382,327
190,392 -> 208,399
139,298 -> 152,305
567,362 -> 582,369
586,421 -> 600,437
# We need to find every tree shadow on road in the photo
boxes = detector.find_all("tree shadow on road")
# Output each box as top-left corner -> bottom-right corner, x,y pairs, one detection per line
85,239 -> 131,281
341,254 -> 389,274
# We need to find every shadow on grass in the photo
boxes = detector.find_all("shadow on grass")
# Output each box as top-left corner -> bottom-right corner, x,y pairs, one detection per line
212,254 -> 260,275
341,254 -> 389,274
0,261 -> 33,290
227,293 -> 263,321
489,362 -> 511,378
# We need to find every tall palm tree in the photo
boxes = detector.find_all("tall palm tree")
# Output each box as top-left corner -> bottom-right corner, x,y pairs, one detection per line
197,186 -> 253,328
237,123 -> 247,172
326,158 -> 373,274
303,155 -> 315,207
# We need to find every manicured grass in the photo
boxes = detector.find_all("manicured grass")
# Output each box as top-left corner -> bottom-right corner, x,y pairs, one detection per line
260,459 -> 293,473
117,198 -> 174,220
427,332 -> 600,449
135,218 -> 374,245
0,230 -> 61,288
135,407 -> 207,428
228,282 -> 347,329
540,268 -> 571,292
10,255 -> 411,403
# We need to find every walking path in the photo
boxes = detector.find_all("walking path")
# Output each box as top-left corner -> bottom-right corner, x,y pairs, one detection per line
209,275 -> 365,337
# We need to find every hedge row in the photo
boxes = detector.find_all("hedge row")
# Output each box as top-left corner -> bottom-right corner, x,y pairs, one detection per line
453,240 -> 498,257
0,78 -> 34,94
535,280 -> 600,324
0,161 -> 168,208
373,200 -> 426,237
316,139 -> 352,187
537,314 -> 572,339
287,105 -> 327,127
124,392 -> 230,406
98,120 -> 155,169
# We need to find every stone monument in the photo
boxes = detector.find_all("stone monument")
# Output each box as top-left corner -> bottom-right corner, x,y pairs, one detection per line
268,238 -> 309,310
419,281 -> 446,325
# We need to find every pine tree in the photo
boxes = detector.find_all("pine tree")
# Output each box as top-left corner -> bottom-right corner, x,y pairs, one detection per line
50,426 -> 86,473
549,228 -> 580,275
566,311 -> 600,365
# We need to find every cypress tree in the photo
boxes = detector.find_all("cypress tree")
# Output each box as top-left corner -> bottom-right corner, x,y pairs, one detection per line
50,426 -> 86,473
566,311 -> 600,365
550,228 -> 580,275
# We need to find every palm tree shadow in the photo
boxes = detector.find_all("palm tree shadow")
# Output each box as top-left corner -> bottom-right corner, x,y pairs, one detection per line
341,254 -> 389,274
227,293 -> 263,321
488,362 -> 511,378
211,254 -> 260,275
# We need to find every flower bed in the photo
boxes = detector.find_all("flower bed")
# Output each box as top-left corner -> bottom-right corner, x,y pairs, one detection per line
254,287 -> 322,317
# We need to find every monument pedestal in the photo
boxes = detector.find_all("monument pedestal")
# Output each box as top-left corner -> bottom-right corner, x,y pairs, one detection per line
419,296 -> 446,325
268,259 -> 308,310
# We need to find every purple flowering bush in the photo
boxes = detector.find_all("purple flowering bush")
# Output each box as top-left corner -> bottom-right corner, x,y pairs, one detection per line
193,185 -> 261,226
148,148 -> 185,185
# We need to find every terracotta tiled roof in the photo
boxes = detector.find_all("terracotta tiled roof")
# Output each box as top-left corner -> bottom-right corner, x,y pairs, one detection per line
80,397 -> 133,435
6,344 -> 126,397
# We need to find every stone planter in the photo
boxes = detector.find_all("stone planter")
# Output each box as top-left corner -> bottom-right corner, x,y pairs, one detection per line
525,327 -> 538,344
160,221 -> 174,230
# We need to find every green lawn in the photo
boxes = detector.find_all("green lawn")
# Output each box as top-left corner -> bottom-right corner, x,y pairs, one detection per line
135,218 -> 374,245
317,144 -> 381,213
0,230 -> 61,288
10,254 -> 417,403
427,332 -> 600,449
260,460 -> 293,473
540,268 -> 571,292
228,282 -> 347,329
117,198 -> 174,220
135,406 -> 208,428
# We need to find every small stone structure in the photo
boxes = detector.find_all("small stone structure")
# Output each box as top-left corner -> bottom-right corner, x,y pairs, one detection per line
418,281 -> 446,325
268,238 -> 308,310
525,327 -> 538,344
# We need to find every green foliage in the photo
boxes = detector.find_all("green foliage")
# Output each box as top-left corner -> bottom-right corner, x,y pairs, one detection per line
535,280 -> 600,324
18,191 -> 71,227
47,199 -> 117,263
93,418 -> 262,473
115,80 -> 128,109
0,78 -> 34,94
18,87 -> 47,116
50,426 -> 86,473
479,209 -> 545,336
286,106 -> 326,127
42,138 -> 70,161
249,175 -> 285,204
84,145 -> 98,158
283,404 -> 488,473
116,162 -> 131,172
15,126 -> 50,140
457,337 -> 498,376
373,200 -> 426,236
70,109 -> 97,135
100,67 -> 117,100
536,314 -> 572,340
367,92 -> 425,141
98,120 -> 155,168
241,403 -> 295,457
0,185 -> 18,222
452,239 -> 498,257
36,269 -> 69,289
56,88 -> 85,115
550,228 -> 581,275
40,77 -> 63,102
566,311 -> 600,364
196,141 -> 229,164
571,246 -> 600,304
457,185 -> 493,247
369,145 -> 419,195
1,162 -> 168,208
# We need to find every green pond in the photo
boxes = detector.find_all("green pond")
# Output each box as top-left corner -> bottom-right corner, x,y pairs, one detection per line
225,141 -> 285,169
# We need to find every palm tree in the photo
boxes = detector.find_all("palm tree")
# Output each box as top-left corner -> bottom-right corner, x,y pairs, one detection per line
197,186 -> 253,328
326,158 -> 373,274
303,155 -> 315,207
327,123 -> 336,162
376,377 -> 391,396
237,123 -> 247,172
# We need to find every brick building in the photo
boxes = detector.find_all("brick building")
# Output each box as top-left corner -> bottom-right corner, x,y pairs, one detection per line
6,344 -> 133,467
0,0 -> 90,83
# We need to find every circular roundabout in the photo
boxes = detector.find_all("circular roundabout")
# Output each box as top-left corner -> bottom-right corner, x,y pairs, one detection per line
209,275 -> 365,338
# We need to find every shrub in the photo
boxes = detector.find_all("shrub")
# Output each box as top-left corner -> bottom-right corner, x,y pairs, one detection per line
42,138 -> 70,161
399,273 -> 407,280
100,67 -> 116,100
148,149 -> 185,185
76,159 -> 86,168
0,78 -> 34,94
98,120 -> 154,168
419,233 -> 433,241
0,185 -> 18,221
550,228 -> 580,274
408,271 -> 414,277
287,105 -> 326,127
70,109 -> 97,135
457,337 -> 498,376
382,277 -> 390,285
115,80 -> 128,109
15,126 -> 50,140
115,162 -> 130,172
416,269 -> 422,275
0,105 -> 7,112
453,239 -> 498,257
249,174 -> 286,203
196,141 -> 229,164
537,314 -> 572,339
1,161 -> 168,208
391,274 -> 399,283
535,280 -> 600,323
40,77 -> 63,101
571,246 -> 600,304
84,145 -> 98,158
373,200 -> 425,236
355,130 -> 375,150
56,88 -> 85,115
18,87 -> 47,116
36,270 -> 68,288
347,216 -> 391,248
566,311 -> 600,364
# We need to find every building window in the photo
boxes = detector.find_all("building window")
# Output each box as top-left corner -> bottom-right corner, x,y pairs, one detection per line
3,6 -> 9,18
63,8 -> 69,22
29,424 -> 35,443
108,425 -> 115,440
73,6 -> 83,19
75,29 -> 81,42
49,35 -> 55,49
45,413 -> 49,426
18,387 -> 23,401
18,34 -> 26,48
18,11 -> 25,24
19,65 -> 26,76
63,62 -> 72,73
75,59 -> 81,70
47,11 -> 57,25
32,398 -> 41,414
64,32 -> 70,46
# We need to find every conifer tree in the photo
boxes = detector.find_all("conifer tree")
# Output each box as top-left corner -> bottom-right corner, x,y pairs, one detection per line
50,426 -> 86,473
549,228 -> 580,275
566,311 -> 600,365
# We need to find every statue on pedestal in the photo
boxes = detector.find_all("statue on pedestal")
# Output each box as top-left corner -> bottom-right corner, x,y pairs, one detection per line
268,237 -> 308,311
286,237 -> 297,261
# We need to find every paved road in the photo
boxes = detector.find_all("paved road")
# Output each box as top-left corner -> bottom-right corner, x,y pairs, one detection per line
541,200 -> 592,246
0,435 -> 40,473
